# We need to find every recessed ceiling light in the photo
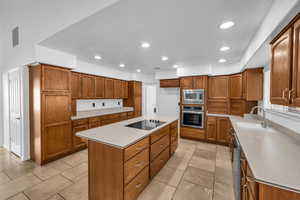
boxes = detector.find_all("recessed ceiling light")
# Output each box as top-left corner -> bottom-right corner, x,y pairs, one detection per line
119,63 -> 125,68
220,46 -> 230,51
219,21 -> 235,30
219,59 -> 227,63
161,56 -> 169,61
141,42 -> 150,48
94,55 -> 102,60
136,69 -> 141,72
173,64 -> 179,68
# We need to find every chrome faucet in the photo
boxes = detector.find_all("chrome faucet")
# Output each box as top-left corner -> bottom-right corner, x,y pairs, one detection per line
250,106 -> 267,128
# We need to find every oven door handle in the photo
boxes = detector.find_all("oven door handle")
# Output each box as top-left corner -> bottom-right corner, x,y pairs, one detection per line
182,111 -> 203,114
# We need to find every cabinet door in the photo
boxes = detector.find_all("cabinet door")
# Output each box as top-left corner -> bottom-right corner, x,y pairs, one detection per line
43,122 -> 72,160
217,117 -> 229,143
208,76 -> 229,100
73,124 -> 88,149
105,78 -> 114,99
230,74 -> 243,99
292,18 -> 300,106
123,81 -> 129,98
160,79 -> 180,88
270,28 -> 292,105
81,75 -> 95,98
180,77 -> 193,89
113,79 -> 123,99
193,76 -> 207,89
95,77 -> 105,98
42,65 -> 71,92
71,72 -> 82,99
42,92 -> 71,125
206,117 -> 217,141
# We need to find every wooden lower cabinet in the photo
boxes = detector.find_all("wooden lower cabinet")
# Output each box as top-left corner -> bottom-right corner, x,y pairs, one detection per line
216,117 -> 230,143
88,120 -> 178,200
180,127 -> 206,140
206,117 -> 217,141
205,116 -> 230,144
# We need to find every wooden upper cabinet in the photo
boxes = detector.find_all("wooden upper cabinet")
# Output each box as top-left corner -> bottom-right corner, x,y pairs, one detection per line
122,81 -> 129,99
160,79 -> 180,88
208,76 -> 229,100
193,76 -> 207,89
180,76 -> 207,89
71,72 -> 82,99
230,74 -> 243,99
270,27 -> 292,105
114,79 -> 123,99
243,68 -> 263,101
95,77 -> 105,98
105,78 -> 114,99
81,75 -> 95,98
292,17 -> 300,107
42,65 -> 71,92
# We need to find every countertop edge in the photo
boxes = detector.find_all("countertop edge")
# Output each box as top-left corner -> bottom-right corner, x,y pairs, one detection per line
71,107 -> 134,120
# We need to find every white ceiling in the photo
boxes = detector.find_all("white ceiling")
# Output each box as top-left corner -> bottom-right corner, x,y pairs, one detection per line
40,0 -> 274,73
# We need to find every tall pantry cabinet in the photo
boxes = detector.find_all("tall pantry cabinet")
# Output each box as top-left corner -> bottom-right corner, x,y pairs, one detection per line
29,64 -> 72,165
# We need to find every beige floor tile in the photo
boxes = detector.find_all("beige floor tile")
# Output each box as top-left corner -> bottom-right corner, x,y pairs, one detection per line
215,166 -> 234,185
193,148 -> 216,160
196,142 -> 217,152
213,181 -> 235,200
59,176 -> 88,200
47,194 -> 65,200
164,153 -> 191,171
61,163 -> 88,182
0,173 -> 41,199
154,166 -> 185,187
46,160 -> 73,172
61,152 -> 88,167
137,180 -> 176,200
24,175 -> 72,200
7,193 -> 29,200
32,165 -> 61,181
0,171 -> 11,185
4,161 -> 37,180
188,156 -> 215,173
173,180 -> 213,200
0,154 -> 19,172
182,166 -> 214,189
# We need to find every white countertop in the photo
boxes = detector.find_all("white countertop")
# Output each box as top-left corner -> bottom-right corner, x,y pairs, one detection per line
71,107 -> 134,120
206,112 -> 231,118
230,115 -> 300,192
76,115 -> 178,149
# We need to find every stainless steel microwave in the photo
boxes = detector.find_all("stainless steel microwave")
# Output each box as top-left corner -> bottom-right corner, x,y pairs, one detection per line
182,89 -> 204,104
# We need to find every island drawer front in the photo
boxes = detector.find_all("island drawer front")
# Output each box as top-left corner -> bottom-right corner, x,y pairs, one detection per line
151,126 -> 170,144
105,113 -> 121,120
89,117 -> 101,123
73,118 -> 88,126
89,121 -> 101,129
170,128 -> 178,143
124,166 -> 149,200
150,135 -> 170,161
170,140 -> 178,155
170,120 -> 178,129
124,148 -> 149,185
124,137 -> 150,162
150,147 -> 170,178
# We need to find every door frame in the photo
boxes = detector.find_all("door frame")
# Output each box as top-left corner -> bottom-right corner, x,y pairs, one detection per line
3,66 -> 30,160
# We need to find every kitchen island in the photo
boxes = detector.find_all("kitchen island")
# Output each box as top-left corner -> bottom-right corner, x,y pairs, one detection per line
77,116 -> 178,200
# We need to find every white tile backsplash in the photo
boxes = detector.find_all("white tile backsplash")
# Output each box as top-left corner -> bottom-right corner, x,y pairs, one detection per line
77,99 -> 123,111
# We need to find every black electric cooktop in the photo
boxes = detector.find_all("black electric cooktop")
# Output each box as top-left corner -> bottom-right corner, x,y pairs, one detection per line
125,120 -> 166,130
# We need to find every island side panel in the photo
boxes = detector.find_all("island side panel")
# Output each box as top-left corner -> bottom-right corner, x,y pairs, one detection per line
88,140 -> 124,200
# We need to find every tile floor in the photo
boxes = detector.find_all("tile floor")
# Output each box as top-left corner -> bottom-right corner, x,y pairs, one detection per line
0,139 -> 234,200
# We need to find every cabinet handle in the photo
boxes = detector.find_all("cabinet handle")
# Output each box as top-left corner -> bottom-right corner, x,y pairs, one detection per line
135,162 -> 142,167
289,89 -> 295,103
135,146 -> 143,151
282,88 -> 289,102
160,144 -> 164,148
135,183 -> 142,188
160,159 -> 164,162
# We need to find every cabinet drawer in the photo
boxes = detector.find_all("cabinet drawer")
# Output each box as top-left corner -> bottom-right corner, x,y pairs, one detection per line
127,111 -> 134,117
170,140 -> 178,155
124,137 -> 149,162
89,117 -> 101,124
73,118 -> 88,126
124,148 -> 149,185
150,147 -> 170,178
151,126 -> 169,144
150,135 -> 170,161
170,128 -> 178,142
124,166 -> 149,200
104,113 -> 120,120
170,121 -> 178,129
101,118 -> 119,126
89,121 -> 100,129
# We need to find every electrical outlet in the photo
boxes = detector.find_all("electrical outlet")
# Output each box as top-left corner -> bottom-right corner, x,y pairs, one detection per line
118,101 -> 120,105
102,102 -> 105,107
92,103 -> 96,108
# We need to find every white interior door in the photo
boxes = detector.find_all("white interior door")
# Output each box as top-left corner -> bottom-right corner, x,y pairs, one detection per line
158,88 -> 180,117
8,70 -> 22,157
145,85 -> 157,116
